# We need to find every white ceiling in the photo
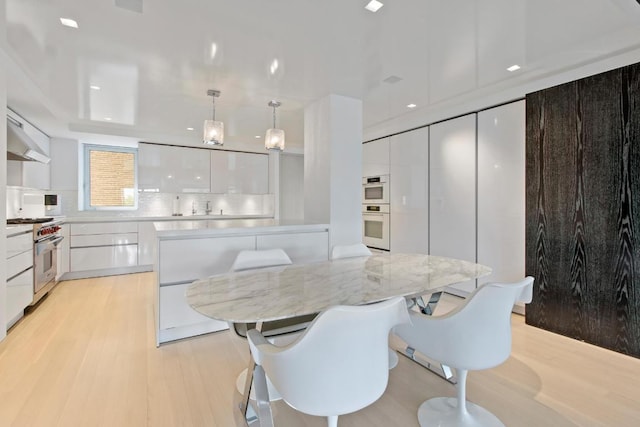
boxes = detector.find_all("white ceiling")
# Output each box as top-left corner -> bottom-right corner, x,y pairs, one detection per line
3,0 -> 640,152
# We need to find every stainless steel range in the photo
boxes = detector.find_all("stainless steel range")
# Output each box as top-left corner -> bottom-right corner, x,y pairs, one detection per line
7,217 -> 64,305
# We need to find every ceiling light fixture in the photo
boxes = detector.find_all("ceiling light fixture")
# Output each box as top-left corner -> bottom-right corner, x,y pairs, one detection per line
265,100 -> 284,151
90,85 -> 101,90
407,103 -> 417,108
203,89 -> 224,146
60,18 -> 78,28
365,0 -> 384,12
187,127 -> 194,131
255,135 -> 261,138
507,64 -> 521,72
104,117 -> 112,121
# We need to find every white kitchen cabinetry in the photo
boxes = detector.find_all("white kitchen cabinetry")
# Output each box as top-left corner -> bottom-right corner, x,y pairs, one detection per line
362,138 -> 390,177
210,150 -> 269,194
137,222 -> 156,266
256,232 -> 329,263
68,222 -> 143,277
6,230 -> 34,329
158,236 -> 255,285
477,101 -> 526,303
138,143 -> 210,193
56,224 -> 70,280
157,235 -> 256,344
429,114 -> 477,295
390,128 -> 429,254
155,223 -> 330,345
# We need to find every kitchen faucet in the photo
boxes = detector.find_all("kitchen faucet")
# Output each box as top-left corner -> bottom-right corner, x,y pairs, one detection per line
192,201 -> 197,215
205,201 -> 212,215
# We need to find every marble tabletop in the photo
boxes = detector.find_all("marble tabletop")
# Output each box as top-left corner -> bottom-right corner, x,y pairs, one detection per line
186,253 -> 491,323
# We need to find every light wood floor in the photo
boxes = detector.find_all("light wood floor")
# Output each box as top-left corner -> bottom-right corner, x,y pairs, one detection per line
1,273 -> 639,427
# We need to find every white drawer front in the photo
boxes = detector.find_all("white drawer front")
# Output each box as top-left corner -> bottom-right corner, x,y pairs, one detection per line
256,232 -> 329,264
70,222 -> 138,235
71,233 -> 138,248
7,268 -> 34,322
70,245 -> 138,271
159,236 -> 255,284
159,283 -> 226,330
7,233 -> 32,258
7,250 -> 33,279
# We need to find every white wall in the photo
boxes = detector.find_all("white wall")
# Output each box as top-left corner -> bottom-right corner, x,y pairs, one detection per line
279,153 -> 304,220
304,94 -> 363,249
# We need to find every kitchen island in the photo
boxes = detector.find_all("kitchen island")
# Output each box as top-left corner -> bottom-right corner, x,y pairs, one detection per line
154,219 -> 330,345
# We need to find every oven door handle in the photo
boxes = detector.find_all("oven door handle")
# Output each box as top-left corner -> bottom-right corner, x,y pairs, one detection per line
35,236 -> 64,255
362,214 -> 386,220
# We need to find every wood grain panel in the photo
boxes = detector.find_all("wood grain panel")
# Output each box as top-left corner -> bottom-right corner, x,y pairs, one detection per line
526,62 -> 640,358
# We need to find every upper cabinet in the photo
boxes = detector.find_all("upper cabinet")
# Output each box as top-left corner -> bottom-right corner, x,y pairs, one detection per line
362,138 -> 390,177
138,143 -> 210,193
210,150 -> 269,194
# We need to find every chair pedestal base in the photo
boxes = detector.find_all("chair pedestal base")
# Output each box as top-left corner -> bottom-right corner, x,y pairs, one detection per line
236,368 -> 282,401
388,348 -> 399,369
417,397 -> 504,427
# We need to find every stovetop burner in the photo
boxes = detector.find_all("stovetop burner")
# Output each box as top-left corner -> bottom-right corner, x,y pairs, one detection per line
7,217 -> 54,225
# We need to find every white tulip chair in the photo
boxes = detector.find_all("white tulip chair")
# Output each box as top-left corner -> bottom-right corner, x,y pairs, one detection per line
247,296 -> 411,427
331,243 -> 407,369
394,277 -> 534,427
229,249 -> 314,401
330,243 -> 372,260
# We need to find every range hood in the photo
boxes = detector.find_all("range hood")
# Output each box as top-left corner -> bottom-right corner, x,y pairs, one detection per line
7,118 -> 51,163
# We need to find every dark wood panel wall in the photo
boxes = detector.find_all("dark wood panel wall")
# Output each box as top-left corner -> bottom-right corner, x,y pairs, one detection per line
525,62 -> 640,358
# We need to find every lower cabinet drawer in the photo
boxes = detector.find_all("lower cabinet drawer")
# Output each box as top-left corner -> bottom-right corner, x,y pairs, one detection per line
159,283 -> 218,330
70,245 -> 138,271
7,268 -> 34,323
71,233 -> 138,247
7,250 -> 33,279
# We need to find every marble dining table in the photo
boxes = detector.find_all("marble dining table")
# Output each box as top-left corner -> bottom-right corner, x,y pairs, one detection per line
186,253 -> 491,427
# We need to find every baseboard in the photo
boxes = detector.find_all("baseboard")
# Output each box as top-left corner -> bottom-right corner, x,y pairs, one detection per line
62,265 -> 153,281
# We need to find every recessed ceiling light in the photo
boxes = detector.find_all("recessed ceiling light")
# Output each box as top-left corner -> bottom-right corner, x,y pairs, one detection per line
507,64 -> 521,72
365,0 -> 384,12
187,127 -> 194,131
60,18 -> 78,28
90,85 -> 101,90
407,103 -> 417,108
104,117 -> 112,121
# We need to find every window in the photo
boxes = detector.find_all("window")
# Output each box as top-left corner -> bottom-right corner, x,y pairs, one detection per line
83,144 -> 137,210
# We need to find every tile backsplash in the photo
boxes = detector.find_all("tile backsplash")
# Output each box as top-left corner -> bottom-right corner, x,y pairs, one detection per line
7,187 -> 274,219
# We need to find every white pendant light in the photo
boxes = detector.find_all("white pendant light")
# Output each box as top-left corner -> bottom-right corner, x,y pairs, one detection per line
203,89 -> 224,146
265,100 -> 285,151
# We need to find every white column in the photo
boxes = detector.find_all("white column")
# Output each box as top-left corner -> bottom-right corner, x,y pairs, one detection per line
1,0 -> 9,341
268,150 -> 280,219
304,94 -> 363,250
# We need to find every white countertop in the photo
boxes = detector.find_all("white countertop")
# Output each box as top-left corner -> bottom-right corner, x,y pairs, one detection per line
154,219 -> 330,238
